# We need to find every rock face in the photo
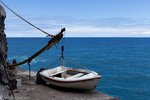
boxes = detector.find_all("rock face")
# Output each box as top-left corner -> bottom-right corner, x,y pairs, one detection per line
0,4 -> 8,85
0,4 -> 10,99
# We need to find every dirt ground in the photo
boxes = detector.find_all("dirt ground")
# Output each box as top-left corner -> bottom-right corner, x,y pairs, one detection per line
2,70 -> 119,100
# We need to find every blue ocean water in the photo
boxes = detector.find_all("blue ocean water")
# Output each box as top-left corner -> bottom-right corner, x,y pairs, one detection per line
7,38 -> 150,100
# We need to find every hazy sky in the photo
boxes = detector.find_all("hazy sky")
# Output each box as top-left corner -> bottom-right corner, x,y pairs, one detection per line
1,0 -> 150,37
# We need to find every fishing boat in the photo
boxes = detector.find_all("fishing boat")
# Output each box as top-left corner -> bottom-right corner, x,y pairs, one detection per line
40,66 -> 101,90
1,1 -> 101,90
39,46 -> 101,90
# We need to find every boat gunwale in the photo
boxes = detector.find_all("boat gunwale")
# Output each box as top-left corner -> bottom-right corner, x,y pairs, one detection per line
41,75 -> 101,83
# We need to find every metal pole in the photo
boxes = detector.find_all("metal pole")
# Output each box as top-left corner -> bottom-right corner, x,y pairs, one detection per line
28,62 -> 31,80
61,45 -> 64,66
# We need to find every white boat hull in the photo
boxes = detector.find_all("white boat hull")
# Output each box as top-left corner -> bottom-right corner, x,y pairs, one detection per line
40,66 -> 101,90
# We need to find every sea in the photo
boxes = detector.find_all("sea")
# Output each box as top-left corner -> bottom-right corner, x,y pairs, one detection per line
7,38 -> 150,100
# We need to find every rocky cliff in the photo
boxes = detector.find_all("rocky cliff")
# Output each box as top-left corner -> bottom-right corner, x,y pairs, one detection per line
0,4 -> 10,99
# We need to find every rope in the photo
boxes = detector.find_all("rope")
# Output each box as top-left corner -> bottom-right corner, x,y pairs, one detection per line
46,57 -> 62,67
0,0 -> 54,37
66,60 -> 88,69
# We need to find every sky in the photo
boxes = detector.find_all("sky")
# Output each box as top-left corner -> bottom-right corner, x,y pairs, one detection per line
1,0 -> 150,37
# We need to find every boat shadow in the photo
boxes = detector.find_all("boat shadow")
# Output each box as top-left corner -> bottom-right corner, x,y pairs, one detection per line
43,83 -> 96,94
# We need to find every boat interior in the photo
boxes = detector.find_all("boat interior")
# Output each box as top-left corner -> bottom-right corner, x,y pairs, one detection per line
52,69 -> 88,79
